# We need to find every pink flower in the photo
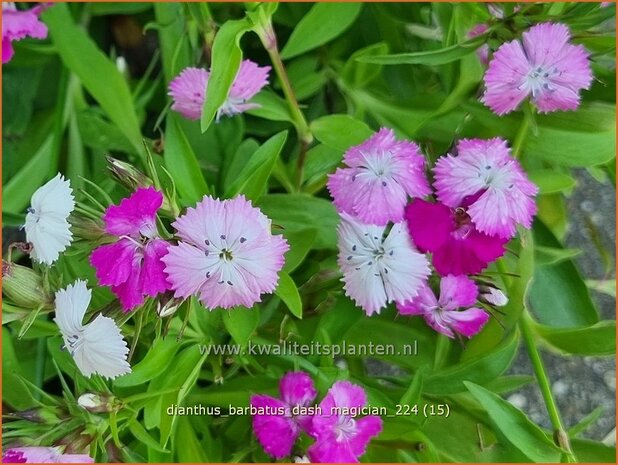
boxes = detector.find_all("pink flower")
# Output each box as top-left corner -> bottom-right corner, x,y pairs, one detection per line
250,372 -> 317,459
337,213 -> 430,316
308,381 -> 382,463
90,187 -> 170,311
327,128 -> 431,226
405,198 -> 507,276
481,22 -> 593,115
433,138 -> 538,239
168,59 -> 270,120
468,23 -> 490,65
398,275 -> 490,338
2,447 -> 93,463
162,195 -> 289,309
2,3 -> 49,64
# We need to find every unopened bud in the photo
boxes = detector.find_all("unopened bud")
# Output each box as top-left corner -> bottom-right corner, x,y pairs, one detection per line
77,393 -> 115,413
70,215 -> 107,242
2,261 -> 52,308
156,296 -> 183,318
480,287 -> 508,307
8,407 -> 60,424
55,429 -> 94,454
107,156 -> 152,191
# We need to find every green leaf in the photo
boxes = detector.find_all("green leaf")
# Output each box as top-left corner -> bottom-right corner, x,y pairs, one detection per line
275,272 -> 303,319
115,337 -> 180,388
128,420 -> 169,453
357,34 -> 486,65
282,228 -> 318,273
163,113 -> 210,204
586,279 -> 616,298
571,438 -> 616,463
310,114 -> 373,152
342,42 -> 389,88
529,220 -> 599,328
280,3 -> 363,59
257,194 -> 339,249
465,382 -> 563,463
535,245 -> 582,266
247,91 -> 294,123
223,307 -> 260,346
43,4 -> 143,155
528,171 -> 577,195
568,406 -> 604,438
483,375 -> 536,394
424,331 -> 519,395
76,110 -> 137,154
90,2 -> 152,15
399,365 -> 426,406
533,320 -> 616,356
224,131 -> 288,201
200,18 -> 251,132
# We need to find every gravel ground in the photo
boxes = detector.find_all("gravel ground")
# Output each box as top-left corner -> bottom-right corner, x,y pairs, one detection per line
509,169 -> 616,442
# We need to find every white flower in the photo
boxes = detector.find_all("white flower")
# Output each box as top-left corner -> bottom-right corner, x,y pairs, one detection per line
337,213 -> 431,315
24,173 -> 75,265
294,456 -> 311,463
54,280 -> 131,379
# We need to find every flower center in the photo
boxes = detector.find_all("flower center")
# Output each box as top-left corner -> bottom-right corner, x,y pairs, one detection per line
219,248 -> 234,262
355,150 -> 394,186
334,415 -> 357,442
452,207 -> 473,240
524,66 -> 556,98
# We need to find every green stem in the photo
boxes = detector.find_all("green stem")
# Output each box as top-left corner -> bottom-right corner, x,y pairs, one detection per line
512,102 -> 536,158
34,338 -> 47,400
519,311 -> 577,462
255,18 -> 313,188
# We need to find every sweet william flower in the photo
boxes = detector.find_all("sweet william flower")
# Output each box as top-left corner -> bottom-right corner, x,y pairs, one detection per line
90,187 -> 171,311
433,138 -> 538,239
54,280 -> 131,379
2,3 -> 49,64
337,213 -> 431,315
327,128 -> 431,226
162,195 -> 289,309
24,173 -> 75,265
398,275 -> 490,338
405,198 -> 507,276
482,22 -> 592,115
168,59 -> 270,121
308,381 -> 382,463
2,447 -> 93,463
250,372 -> 318,459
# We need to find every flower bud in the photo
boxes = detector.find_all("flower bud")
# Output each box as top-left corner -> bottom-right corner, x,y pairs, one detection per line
156,296 -> 183,318
480,286 -> 508,307
77,393 -> 116,413
2,261 -> 52,308
70,215 -> 107,242
106,156 -> 152,191
7,407 -> 60,424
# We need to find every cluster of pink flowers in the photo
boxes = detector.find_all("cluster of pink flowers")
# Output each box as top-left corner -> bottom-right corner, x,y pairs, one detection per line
250,372 -> 382,463
329,129 -> 537,338
89,191 -> 288,312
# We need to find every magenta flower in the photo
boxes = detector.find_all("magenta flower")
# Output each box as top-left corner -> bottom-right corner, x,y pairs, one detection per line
250,372 -> 317,459
162,195 -> 289,309
168,59 -> 270,121
433,138 -> 538,239
337,213 -> 431,316
481,22 -> 593,115
327,128 -> 431,226
405,198 -> 507,276
90,187 -> 170,311
398,275 -> 490,338
2,447 -> 93,463
308,381 -> 382,463
2,3 -> 49,64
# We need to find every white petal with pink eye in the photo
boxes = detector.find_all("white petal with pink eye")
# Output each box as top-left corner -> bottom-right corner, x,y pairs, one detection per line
54,280 -> 131,379
24,173 -> 75,265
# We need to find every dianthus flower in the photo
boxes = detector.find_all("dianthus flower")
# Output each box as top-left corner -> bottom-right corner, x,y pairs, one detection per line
162,195 -> 289,309
308,381 -> 382,463
2,2 -> 49,64
433,138 -> 538,239
327,128 -> 430,226
90,187 -> 170,311
168,59 -> 270,120
481,22 -> 592,114
337,213 -> 430,315
398,275 -> 489,338
250,372 -> 317,459
2,447 -> 93,463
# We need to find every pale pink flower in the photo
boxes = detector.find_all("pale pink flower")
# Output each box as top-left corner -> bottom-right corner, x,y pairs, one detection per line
250,372 -> 317,459
398,275 -> 490,338
90,187 -> 170,311
327,128 -> 430,226
308,381 -> 382,463
433,138 -> 538,239
2,3 -> 49,64
337,213 -> 430,316
168,59 -> 270,120
481,22 -> 593,115
2,447 -> 93,463
162,195 -> 289,309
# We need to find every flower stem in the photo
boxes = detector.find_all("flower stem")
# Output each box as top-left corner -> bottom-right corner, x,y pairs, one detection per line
519,311 -> 577,462
512,102 -> 535,158
255,19 -> 313,188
